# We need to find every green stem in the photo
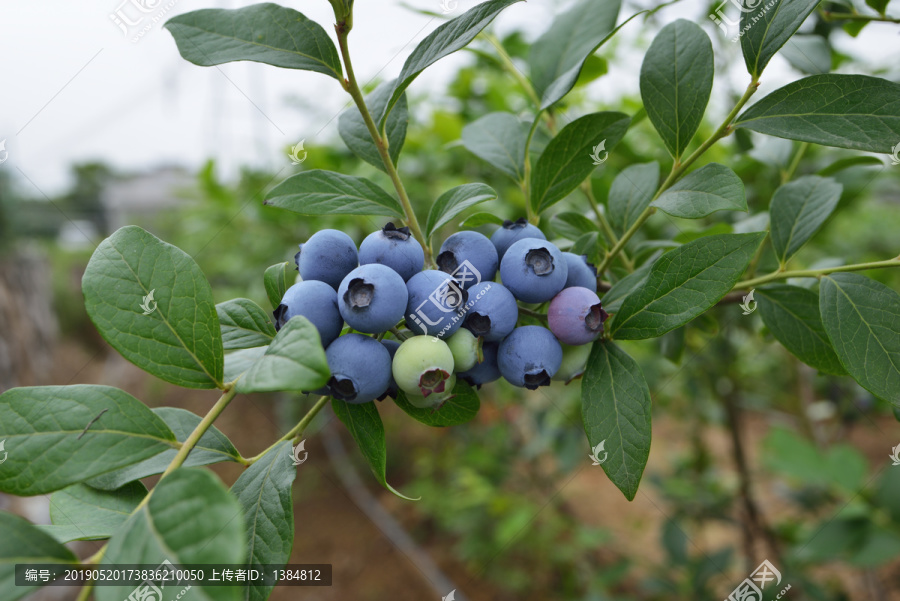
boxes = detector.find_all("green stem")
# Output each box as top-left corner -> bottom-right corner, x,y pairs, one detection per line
581,183 -> 634,271
735,258 -> 900,289
782,142 -> 809,184
596,207 -> 657,274
483,33 -> 542,107
75,582 -> 94,601
823,11 -> 900,22
246,395 -> 330,464
523,113 -> 543,224
335,22 -> 430,260
518,306 -> 548,321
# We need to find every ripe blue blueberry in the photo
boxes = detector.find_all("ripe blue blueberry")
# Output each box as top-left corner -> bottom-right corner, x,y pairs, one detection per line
378,339 -> 401,401
405,270 -> 467,338
491,218 -> 546,260
337,264 -> 408,334
274,281 -> 344,347
437,231 -> 498,289
358,222 -> 425,282
499,238 -> 568,303
325,334 -> 392,403
463,282 -> 518,342
296,229 -> 358,290
562,253 -> 598,292
458,341 -> 501,388
498,326 -> 563,389
548,287 -> 608,346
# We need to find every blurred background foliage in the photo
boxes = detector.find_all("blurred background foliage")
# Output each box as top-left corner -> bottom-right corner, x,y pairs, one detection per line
2,3 -> 900,599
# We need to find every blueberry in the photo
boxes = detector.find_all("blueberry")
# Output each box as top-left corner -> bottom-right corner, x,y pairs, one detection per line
326,334 -> 392,403
337,264 -> 408,334
446,328 -> 481,372
392,336 -> 455,398
491,218 -> 546,260
437,231 -> 498,289
358,222 -> 425,282
273,281 -> 344,347
458,341 -> 501,388
499,238 -> 568,303
498,326 -> 562,389
406,374 -> 457,409
378,339 -> 401,401
562,253 -> 598,292
297,229 -> 358,289
548,287 -> 608,346
463,282 -> 518,342
552,343 -> 592,383
405,270 -> 467,338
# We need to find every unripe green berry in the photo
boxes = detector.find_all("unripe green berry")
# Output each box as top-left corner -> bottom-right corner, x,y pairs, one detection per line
446,328 -> 482,372
392,336 -> 455,398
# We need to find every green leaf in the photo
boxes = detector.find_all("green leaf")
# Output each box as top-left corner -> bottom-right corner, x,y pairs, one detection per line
610,233 -> 766,339
425,183 -> 498,241
379,0 -> 524,127
769,175 -> 843,264
571,232 -> 606,264
529,0 -> 623,109
0,385 -> 177,496
164,4 -> 342,79
756,285 -> 846,375
231,440 -> 296,601
83,226 -> 225,388
264,262 -> 294,311
581,340 -> 652,501
461,112 -> 529,182
820,273 -> 900,405
459,212 -> 506,228
88,407 -> 242,491
531,112 -> 631,213
97,468 -> 246,601
551,212 -> 599,241
817,156 -> 884,176
866,0 -> 889,14
339,81 -> 408,171
217,298 -> 276,350
393,381 -> 480,427
224,347 -> 268,382
39,482 -> 147,543
601,259 -> 654,314
651,163 -> 747,219
740,0 -> 822,77
331,400 -> 418,500
264,170 -> 404,218
639,20 -> 714,159
607,162 -> 659,235
0,512 -> 78,601
237,316 -> 330,394
781,35 -> 832,75
734,74 -> 900,153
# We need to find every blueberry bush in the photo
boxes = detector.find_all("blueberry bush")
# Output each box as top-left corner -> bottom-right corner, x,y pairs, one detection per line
2,0 -> 900,599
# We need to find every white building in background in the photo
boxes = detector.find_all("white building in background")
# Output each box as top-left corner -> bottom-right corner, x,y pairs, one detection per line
101,166 -> 195,232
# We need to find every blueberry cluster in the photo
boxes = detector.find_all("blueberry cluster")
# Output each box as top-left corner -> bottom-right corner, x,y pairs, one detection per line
275,219 -> 608,408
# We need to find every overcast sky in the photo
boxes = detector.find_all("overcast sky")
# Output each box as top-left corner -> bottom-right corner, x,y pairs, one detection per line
0,0 -> 896,196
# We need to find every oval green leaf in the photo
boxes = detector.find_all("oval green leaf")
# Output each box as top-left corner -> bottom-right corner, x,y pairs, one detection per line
607,162 -> 659,236
734,74 -> 900,153
264,170 -> 405,218
610,233 -> 766,340
83,225 -> 224,389
392,381 -> 480,427
217,298 -> 276,350
237,316 -> 330,394
640,19 -> 714,159
0,512 -> 78,601
820,273 -> 900,405
39,481 -> 147,543
264,262 -> 294,311
339,81 -> 408,172
164,4 -> 342,79
757,285 -> 846,375
740,0 -> 821,77
426,183 -> 498,241
651,163 -> 747,219
769,175 -> 843,265
459,212 -> 506,228
0,385 -> 177,496
550,212 -> 599,241
581,340 -> 652,501
531,112 -> 631,213
461,112 -> 529,182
